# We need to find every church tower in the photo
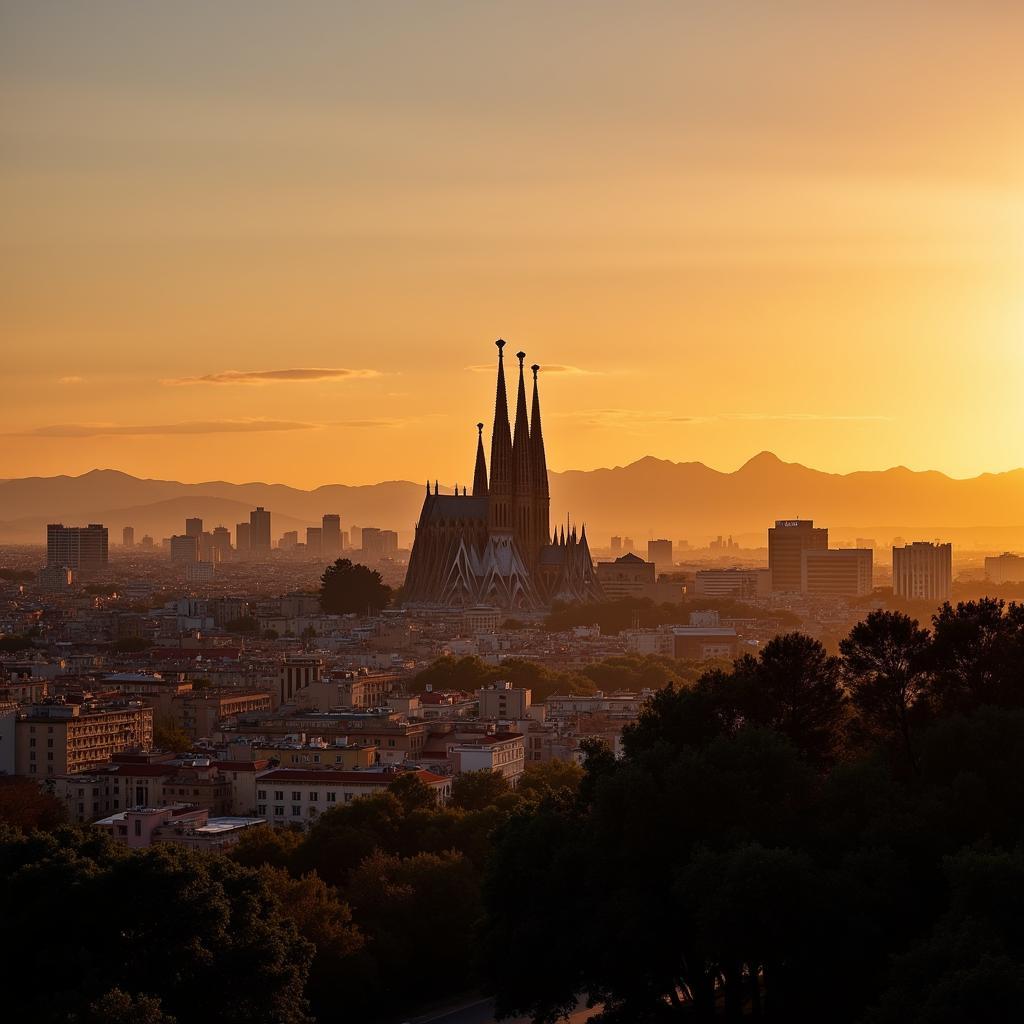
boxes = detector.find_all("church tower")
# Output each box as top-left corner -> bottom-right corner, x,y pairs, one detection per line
529,363 -> 550,556
511,350 -> 534,560
488,339 -> 513,533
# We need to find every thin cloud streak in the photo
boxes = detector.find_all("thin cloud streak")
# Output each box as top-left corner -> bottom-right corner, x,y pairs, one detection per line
558,409 -> 891,428
162,367 -> 380,386
57,375 -> 84,385
13,420 -> 319,438
465,363 -> 599,376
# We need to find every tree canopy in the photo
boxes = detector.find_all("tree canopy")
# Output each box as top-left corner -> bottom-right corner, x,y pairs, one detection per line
318,558 -> 392,615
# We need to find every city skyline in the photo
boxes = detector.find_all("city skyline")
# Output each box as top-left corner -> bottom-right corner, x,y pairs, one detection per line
4,3 -> 1024,485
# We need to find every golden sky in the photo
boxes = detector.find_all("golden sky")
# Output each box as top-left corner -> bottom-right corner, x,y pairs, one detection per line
2,2 -> 1023,487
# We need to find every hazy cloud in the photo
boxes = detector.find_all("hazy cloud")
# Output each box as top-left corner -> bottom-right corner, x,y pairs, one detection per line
162,367 -> 380,386
57,375 -> 84,384
327,418 -> 405,428
556,409 -> 890,429
557,408 -> 694,427
465,363 -> 599,376
15,420 -> 319,438
721,413 -> 892,423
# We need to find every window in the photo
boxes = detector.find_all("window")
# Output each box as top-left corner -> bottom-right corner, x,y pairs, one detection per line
273,806 -> 284,816
134,821 -> 142,837
47,753 -> 53,761
47,739 -> 53,748
257,790 -> 267,800
274,790 -> 284,800
29,751 -> 35,761
291,805 -> 301,816
344,793 -> 353,802
326,792 -> 337,803
29,739 -> 36,748
257,805 -> 267,815
291,791 -> 301,801
308,792 -> 318,801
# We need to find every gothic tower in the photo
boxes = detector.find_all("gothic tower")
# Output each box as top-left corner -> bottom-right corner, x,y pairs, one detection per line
511,350 -> 534,561
529,363 -> 550,556
488,339 -> 513,533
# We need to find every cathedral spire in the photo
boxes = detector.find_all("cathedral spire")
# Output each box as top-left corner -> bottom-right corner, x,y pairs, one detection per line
473,422 -> 488,497
488,339 -> 514,531
529,364 -> 549,498
512,351 -> 531,496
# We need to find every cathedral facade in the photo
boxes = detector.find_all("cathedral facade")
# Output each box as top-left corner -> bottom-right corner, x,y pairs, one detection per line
403,339 -> 603,610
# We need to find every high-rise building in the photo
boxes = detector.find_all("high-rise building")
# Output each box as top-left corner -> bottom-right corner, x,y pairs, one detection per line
985,552 -> 1024,584
279,531 -> 298,551
122,526 -> 135,548
249,507 -> 271,554
768,520 -> 828,592
140,535 -> 155,550
211,526 -> 232,561
322,514 -> 342,560
235,522 -> 251,557
893,542 -> 952,601
694,568 -> 770,599
46,524 -> 109,572
361,527 -> 382,560
306,527 -> 323,558
856,538 -> 877,551
340,529 -> 350,551
647,539 -> 673,568
185,517 -> 203,538
623,536 -> 634,552
800,548 -> 873,596
350,525 -> 362,549
170,534 -> 199,564
610,536 -> 622,553
380,529 -> 399,556
198,532 -> 215,563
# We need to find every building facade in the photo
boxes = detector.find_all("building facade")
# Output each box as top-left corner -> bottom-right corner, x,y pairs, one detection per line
46,523 -> 109,572
893,541 -> 952,601
768,519 -> 828,592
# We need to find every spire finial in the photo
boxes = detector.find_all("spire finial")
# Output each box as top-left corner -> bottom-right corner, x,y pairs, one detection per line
531,363 -> 539,380
516,350 -> 526,365
477,421 -> 484,436
496,338 -> 506,352
426,479 -> 430,495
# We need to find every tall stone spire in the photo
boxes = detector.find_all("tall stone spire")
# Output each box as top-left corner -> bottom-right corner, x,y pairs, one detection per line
529,364 -> 549,499
530,363 -> 551,556
473,422 -> 488,497
488,339 -> 513,531
512,351 -> 533,557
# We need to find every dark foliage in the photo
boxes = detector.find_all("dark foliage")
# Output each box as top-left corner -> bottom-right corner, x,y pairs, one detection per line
318,558 -> 392,614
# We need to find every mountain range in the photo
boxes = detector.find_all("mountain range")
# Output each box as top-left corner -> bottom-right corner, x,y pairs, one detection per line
2,453 -> 1023,548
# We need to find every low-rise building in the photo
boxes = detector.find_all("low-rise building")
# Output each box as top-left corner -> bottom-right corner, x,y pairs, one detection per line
96,804 -> 264,850
253,765 -> 451,826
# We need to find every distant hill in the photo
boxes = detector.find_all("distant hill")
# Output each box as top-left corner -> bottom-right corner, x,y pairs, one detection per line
1,455 -> 1023,547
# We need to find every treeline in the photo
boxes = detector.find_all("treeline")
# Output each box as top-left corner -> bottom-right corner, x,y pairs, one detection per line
484,598 -> 1024,1022
410,652 -> 712,702
0,762 -> 582,1024
543,597 -> 801,634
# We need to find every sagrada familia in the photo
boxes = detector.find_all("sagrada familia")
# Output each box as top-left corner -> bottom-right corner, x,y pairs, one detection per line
404,339 -> 604,609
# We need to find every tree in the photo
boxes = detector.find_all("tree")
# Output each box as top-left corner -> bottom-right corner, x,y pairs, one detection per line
0,778 -> 68,831
0,828 -> 313,1024
840,610 -> 932,770
517,759 -> 585,799
929,599 -> 1024,713
318,558 -> 391,614
112,636 -> 150,653
733,632 -> 847,766
85,989 -> 177,1024
450,769 -> 512,811
153,714 -> 192,752
229,824 -> 304,871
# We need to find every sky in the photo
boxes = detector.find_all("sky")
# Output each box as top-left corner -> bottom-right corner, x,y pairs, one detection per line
2,1 -> 1023,487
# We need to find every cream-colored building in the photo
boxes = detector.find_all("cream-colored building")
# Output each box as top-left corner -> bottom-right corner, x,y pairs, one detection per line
16,702 -> 153,778
254,766 -> 451,827
477,681 -> 531,720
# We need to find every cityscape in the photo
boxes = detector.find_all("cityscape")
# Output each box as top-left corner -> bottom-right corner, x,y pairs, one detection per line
4,4 -> 1024,1024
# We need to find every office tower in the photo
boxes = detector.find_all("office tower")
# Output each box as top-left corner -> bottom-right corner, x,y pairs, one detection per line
361,527 -> 382,560
140,535 -> 155,550
350,525 -> 362,549
800,548 -> 873,596
306,527 -> 323,558
380,529 -> 399,556
695,568 -> 771,599
198,531 -> 215,563
768,519 -> 828,592
677,539 -> 690,551
235,522 -> 251,557
211,526 -> 232,561
610,536 -> 622,553
122,526 -> 135,548
647,539 -> 673,568
893,541 -> 952,600
279,531 -> 298,551
249,507 -> 271,554
623,536 -> 634,552
185,517 -> 203,538
46,524 -> 109,572
322,514 -> 342,560
170,534 -> 199,564
856,538 -> 877,551
985,552 -> 1024,584
340,529 -> 350,551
